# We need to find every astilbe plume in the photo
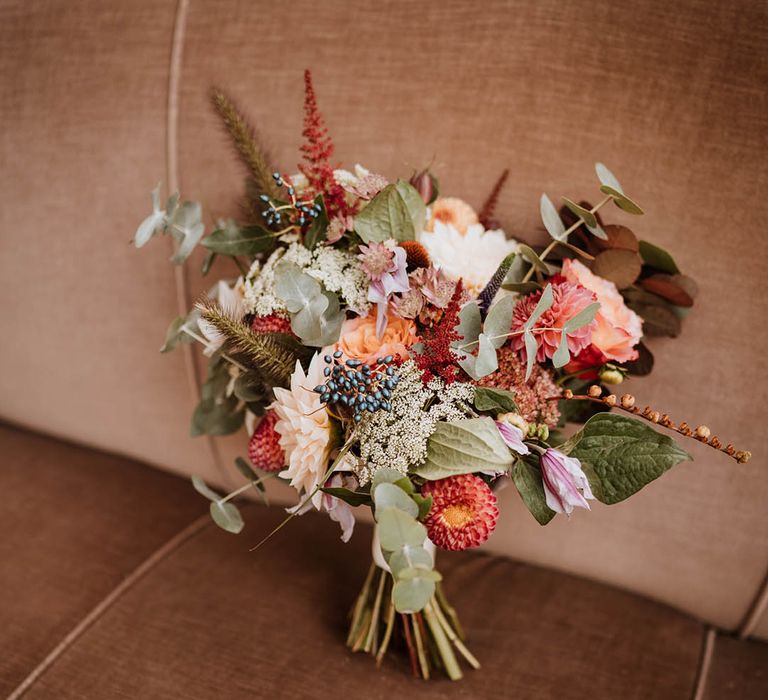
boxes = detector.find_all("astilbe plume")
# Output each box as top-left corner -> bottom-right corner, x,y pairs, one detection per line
414,279 -> 465,384
298,70 -> 352,220
478,168 -> 509,230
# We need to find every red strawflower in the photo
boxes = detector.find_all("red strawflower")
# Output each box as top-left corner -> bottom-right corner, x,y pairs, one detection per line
298,69 -> 352,220
248,411 -> 285,472
414,279 -> 464,384
421,474 -> 499,551
251,313 -> 293,336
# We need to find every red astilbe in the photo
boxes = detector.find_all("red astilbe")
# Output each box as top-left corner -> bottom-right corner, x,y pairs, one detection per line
415,279 -> 465,384
478,168 -> 509,230
298,69 -> 352,220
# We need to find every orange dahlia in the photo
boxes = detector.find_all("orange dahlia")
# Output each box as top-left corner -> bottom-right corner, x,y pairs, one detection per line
421,474 -> 499,551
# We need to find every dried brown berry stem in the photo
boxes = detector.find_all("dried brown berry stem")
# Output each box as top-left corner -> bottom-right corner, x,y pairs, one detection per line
556,387 -> 751,463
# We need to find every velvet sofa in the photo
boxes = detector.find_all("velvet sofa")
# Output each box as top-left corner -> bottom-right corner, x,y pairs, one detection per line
1,1 -> 767,697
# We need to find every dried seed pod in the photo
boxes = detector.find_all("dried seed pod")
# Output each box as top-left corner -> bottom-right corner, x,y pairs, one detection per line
588,385 -> 602,398
620,394 -> 636,409
604,394 -> 617,407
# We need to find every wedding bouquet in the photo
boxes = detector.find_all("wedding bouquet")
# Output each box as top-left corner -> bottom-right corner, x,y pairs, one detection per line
136,71 -> 750,680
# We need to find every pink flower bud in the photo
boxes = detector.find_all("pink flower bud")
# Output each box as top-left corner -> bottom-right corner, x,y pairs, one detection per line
409,169 -> 438,205
539,448 -> 594,516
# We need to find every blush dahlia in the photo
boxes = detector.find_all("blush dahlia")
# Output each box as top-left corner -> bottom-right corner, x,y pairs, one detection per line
421,474 -> 499,551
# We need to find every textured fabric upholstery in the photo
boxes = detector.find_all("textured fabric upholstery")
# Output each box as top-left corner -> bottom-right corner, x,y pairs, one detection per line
1,0 -> 766,639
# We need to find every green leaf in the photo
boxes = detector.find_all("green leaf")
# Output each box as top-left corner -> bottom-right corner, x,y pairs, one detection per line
393,576 -> 436,614
202,223 -> 277,256
387,544 -> 434,577
160,315 -> 194,353
501,281 -> 543,294
540,193 -> 567,241
233,456 -> 258,482
599,185 -> 644,215
595,162 -> 624,193
562,197 -> 598,229
484,295 -> 515,349
638,240 -> 681,274
232,372 -> 268,402
512,459 -> 555,525
373,482 -> 419,518
474,333 -> 498,378
552,330 -> 570,368
201,251 -> 217,276
414,417 -> 514,479
473,386 -> 518,415
413,493 -> 433,521
377,507 -> 427,550
560,413 -> 691,504
524,329 -> 537,381
518,244 -> 550,273
354,180 -> 426,243
371,468 -> 406,492
453,300 -> 481,349
523,284 -> 553,330
320,486 -> 372,507
303,195 -> 329,249
191,475 -> 221,502
209,500 -> 244,534
564,301 -> 601,332
169,200 -> 206,263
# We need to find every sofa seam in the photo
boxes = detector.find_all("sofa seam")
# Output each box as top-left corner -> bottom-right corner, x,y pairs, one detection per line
690,626 -> 716,700
737,563 -> 768,639
165,0 -> 231,488
6,514 -> 212,700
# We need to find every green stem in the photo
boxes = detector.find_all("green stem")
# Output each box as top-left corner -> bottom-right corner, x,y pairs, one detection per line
375,593 -> 396,667
364,569 -> 387,653
411,613 -> 431,679
423,601 -> 462,681
431,598 -> 481,670
347,562 -> 376,646
436,582 -> 465,641
218,473 -> 274,504
521,194 -> 612,283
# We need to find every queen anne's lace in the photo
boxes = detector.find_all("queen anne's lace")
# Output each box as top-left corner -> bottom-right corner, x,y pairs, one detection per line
355,361 -> 475,484
243,243 -> 370,317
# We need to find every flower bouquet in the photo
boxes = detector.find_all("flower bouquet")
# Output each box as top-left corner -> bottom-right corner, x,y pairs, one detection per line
136,71 -> 750,680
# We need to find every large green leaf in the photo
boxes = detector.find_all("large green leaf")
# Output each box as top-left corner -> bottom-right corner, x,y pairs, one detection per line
473,386 -> 518,414
560,413 -> 690,504
209,500 -> 244,534
512,459 -> 555,525
392,575 -> 437,614
354,180 -> 426,243
377,507 -> 427,550
414,417 -> 514,479
540,193 -> 567,241
484,295 -> 515,349
373,483 -> 419,518
202,223 -> 277,256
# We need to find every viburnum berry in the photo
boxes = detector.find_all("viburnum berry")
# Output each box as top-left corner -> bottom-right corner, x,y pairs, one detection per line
248,411 -> 285,472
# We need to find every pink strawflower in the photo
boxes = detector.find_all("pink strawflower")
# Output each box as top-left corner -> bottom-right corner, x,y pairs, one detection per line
251,313 -> 292,335
421,474 -> 499,551
510,280 -> 596,362
248,411 -> 285,472
359,241 -> 410,337
540,448 -> 594,516
477,347 -> 561,427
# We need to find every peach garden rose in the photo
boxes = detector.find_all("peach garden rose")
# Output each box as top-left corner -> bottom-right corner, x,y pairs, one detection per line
335,313 -> 418,365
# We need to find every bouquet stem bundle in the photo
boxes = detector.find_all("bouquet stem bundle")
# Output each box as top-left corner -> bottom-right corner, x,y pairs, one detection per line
347,563 -> 479,680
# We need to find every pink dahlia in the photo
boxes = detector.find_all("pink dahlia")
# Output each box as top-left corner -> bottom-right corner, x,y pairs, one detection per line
248,411 -> 285,472
510,280 -> 597,362
421,474 -> 499,551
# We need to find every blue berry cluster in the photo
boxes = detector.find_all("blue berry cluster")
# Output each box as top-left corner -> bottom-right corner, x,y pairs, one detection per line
313,351 -> 399,423
260,172 -> 322,228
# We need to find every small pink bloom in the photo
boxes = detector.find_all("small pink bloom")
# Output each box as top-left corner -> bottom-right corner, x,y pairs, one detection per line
495,421 -> 530,456
360,242 -> 410,336
510,280 -> 597,362
540,448 -> 594,515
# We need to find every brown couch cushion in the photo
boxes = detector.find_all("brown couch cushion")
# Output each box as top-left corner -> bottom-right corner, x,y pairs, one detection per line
702,636 -> 768,700
0,424 -> 204,697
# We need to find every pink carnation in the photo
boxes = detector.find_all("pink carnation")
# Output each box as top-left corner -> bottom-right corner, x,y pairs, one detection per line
510,280 -> 596,362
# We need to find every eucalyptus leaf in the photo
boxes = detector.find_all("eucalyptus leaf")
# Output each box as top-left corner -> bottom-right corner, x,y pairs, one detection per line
562,197 -> 598,229
234,456 -> 259,482
387,545 -> 434,577
160,315 -> 194,353
638,240 -> 681,274
559,413 -> 691,504
191,476 -> 221,502
320,486 -> 372,507
501,281 -> 543,294
512,459 -> 555,525
524,329 -> 537,381
202,223 -> 277,256
552,330 -> 570,368
377,507 -> 427,550
595,162 -> 624,193
169,200 -> 206,264
209,500 -> 244,534
484,295 -> 515,349
518,244 -> 550,273
473,386 -> 518,414
414,417 -> 514,479
453,300 -> 481,351
474,333 -> 499,378
392,576 -> 436,614
564,301 -> 601,332
372,468 -> 407,492
523,284 -> 553,330
373,482 -> 419,518
599,185 -> 644,215
354,180 -> 426,243
540,193 -> 567,241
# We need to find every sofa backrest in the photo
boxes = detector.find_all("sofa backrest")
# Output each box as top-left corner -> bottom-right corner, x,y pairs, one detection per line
1,0 -> 766,638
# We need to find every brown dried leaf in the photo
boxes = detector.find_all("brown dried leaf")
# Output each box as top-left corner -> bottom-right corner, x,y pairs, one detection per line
591,249 -> 642,289
639,274 -> 694,308
592,225 -> 639,253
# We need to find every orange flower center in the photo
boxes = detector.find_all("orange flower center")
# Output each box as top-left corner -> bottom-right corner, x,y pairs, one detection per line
441,504 -> 474,529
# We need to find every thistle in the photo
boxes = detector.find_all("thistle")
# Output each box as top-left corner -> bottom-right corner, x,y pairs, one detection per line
197,301 -> 297,387
210,87 -> 280,200
477,252 -> 516,318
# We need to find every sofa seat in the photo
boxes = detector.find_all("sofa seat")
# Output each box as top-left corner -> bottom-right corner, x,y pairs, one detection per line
1,424 -> 765,699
